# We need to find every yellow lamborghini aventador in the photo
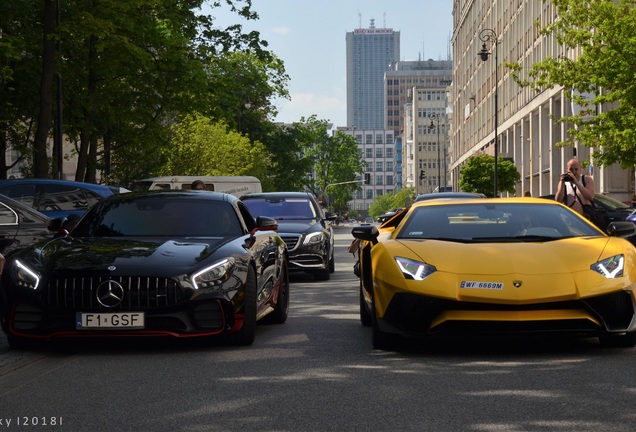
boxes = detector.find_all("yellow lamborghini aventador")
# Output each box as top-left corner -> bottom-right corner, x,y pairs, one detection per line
351,197 -> 636,350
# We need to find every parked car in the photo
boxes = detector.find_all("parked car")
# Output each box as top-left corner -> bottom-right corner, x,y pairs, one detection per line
0,190 -> 289,348
540,193 -> 636,236
352,197 -> 636,350
240,192 -> 336,281
0,194 -> 54,256
0,179 -> 129,218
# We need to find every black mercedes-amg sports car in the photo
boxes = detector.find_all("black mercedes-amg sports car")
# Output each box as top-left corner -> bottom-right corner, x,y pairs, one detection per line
0,190 -> 289,348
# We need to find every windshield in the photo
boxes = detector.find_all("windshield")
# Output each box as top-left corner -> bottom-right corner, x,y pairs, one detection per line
396,202 -> 602,242
243,198 -> 317,220
73,198 -> 243,237
595,194 -> 631,210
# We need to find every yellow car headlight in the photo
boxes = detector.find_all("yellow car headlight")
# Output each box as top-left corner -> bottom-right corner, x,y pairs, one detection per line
395,256 -> 436,281
590,254 -> 624,278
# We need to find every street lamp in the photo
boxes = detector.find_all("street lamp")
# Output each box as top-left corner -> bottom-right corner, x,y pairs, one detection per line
429,114 -> 441,192
478,28 -> 500,197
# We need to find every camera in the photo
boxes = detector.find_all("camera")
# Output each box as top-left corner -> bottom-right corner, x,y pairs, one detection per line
562,174 -> 572,182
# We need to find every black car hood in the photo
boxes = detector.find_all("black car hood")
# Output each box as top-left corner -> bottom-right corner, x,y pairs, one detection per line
31,237 -> 232,275
274,219 -> 323,234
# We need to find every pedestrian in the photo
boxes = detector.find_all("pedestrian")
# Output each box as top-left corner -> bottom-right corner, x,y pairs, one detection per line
191,179 -> 205,190
555,158 -> 596,218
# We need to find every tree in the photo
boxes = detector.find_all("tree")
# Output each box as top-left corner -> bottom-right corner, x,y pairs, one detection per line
458,154 -> 520,198
296,116 -> 366,210
0,0 -> 278,182
368,188 -> 415,219
161,114 -> 270,178
508,0 -> 636,168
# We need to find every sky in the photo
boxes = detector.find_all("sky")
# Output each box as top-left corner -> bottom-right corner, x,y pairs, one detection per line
207,0 -> 453,127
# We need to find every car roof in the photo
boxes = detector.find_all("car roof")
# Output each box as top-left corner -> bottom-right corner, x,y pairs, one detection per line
97,189 -> 238,203
0,193 -> 51,221
240,192 -> 314,200
415,192 -> 487,202
412,196 -> 561,208
0,178 -> 125,194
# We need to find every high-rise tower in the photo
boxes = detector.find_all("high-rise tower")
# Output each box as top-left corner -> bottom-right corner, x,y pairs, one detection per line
346,19 -> 400,130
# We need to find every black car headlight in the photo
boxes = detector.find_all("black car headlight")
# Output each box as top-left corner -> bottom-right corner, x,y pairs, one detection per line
191,258 -> 235,289
395,256 -> 437,281
11,259 -> 41,290
590,254 -> 624,278
304,231 -> 324,245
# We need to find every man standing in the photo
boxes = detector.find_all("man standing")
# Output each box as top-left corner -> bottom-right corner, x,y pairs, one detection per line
555,158 -> 595,215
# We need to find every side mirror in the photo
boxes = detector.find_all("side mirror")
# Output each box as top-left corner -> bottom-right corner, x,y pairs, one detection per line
252,216 -> 279,234
351,225 -> 380,245
324,211 -> 338,221
606,221 -> 636,238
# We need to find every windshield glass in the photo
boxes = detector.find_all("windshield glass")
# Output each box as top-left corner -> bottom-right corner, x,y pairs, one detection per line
243,198 -> 317,220
74,198 -> 243,237
396,202 -> 602,242
595,194 -> 631,210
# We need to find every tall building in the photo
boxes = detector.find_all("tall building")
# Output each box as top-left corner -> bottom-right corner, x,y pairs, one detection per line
451,0 -> 631,201
385,59 -> 452,135
346,19 -> 400,130
338,127 -> 396,216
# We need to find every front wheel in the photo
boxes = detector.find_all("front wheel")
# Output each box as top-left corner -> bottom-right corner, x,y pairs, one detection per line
226,267 -> 257,346
371,297 -> 397,350
263,259 -> 290,324
599,332 -> 636,348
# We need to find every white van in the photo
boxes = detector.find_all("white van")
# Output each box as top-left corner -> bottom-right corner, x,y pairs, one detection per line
130,176 -> 262,197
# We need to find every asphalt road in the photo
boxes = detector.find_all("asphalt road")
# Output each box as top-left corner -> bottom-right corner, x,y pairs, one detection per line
0,225 -> 635,431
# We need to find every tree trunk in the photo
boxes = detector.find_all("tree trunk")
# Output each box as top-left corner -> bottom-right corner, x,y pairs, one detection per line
33,0 -> 57,178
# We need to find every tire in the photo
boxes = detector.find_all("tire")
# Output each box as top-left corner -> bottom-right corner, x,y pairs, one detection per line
263,259 -> 290,324
328,253 -> 335,273
7,333 -> 33,350
359,283 -> 371,327
599,332 -> 636,348
371,296 -> 396,350
226,267 -> 257,346
313,263 -> 330,281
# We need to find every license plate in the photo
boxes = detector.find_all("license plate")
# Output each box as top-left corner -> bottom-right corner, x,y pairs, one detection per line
76,312 -> 145,329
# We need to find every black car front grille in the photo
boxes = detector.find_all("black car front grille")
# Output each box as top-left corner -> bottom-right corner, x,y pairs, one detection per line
44,276 -> 184,311
280,235 -> 301,251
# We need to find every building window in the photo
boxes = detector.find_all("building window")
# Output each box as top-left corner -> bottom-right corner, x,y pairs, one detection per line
366,148 -> 373,158
366,189 -> 373,199
376,134 -> 383,144
375,148 -> 383,158
376,175 -> 383,186
386,175 -> 394,186
366,134 -> 372,144
376,161 -> 383,171
387,148 -> 394,158
386,161 -> 393,171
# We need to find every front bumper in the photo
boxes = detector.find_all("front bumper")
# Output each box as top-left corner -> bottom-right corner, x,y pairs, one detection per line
376,290 -> 636,339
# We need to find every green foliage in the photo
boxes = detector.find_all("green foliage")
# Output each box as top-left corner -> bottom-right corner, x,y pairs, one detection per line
368,188 -> 415,219
458,154 -> 521,198
293,116 -> 366,212
0,0 -> 282,182
508,0 -> 636,168
163,114 -> 270,178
